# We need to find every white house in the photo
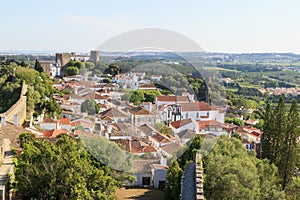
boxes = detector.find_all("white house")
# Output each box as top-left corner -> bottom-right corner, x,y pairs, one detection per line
39,118 -> 60,130
132,159 -> 160,188
151,164 -> 168,190
180,102 -> 225,124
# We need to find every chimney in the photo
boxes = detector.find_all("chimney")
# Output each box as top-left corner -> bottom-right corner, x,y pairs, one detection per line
14,114 -> 19,126
107,123 -> 112,134
1,117 -> 6,126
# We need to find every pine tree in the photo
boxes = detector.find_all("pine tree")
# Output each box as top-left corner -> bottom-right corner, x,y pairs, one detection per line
281,99 -> 300,189
273,96 -> 287,165
262,102 -> 274,160
34,59 -> 43,73
165,161 -> 183,200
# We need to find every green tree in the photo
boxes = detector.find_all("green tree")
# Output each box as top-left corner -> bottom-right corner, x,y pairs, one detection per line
15,133 -> 119,199
165,161 -> 182,200
225,117 -> 244,126
80,135 -> 132,172
143,90 -> 162,102
68,60 -> 76,67
103,78 -> 111,83
81,99 -> 100,115
44,100 -> 62,118
104,64 -> 121,76
34,59 -> 43,73
273,96 -> 287,165
85,62 -> 95,70
121,92 -> 132,101
66,66 -> 79,76
262,102 -> 274,160
286,177 -> 300,200
204,136 -> 285,200
130,90 -> 145,105
74,61 -> 85,69
281,99 -> 300,189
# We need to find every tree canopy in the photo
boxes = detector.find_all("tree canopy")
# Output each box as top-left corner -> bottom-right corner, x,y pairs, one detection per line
262,97 -> 300,190
204,136 -> 285,200
34,59 -> 43,73
81,99 -> 100,115
15,133 -> 120,199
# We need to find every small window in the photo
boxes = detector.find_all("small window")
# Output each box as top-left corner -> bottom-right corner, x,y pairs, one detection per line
142,177 -> 151,185
186,113 -> 188,119
196,113 -> 199,118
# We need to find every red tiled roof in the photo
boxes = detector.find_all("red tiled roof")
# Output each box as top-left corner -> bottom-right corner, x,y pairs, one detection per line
151,164 -> 169,170
149,132 -> 171,144
197,120 -> 223,130
99,107 -> 128,118
129,106 -> 154,115
156,95 -> 188,102
160,142 -> 183,155
249,131 -> 261,139
181,102 -> 212,112
43,129 -> 69,138
59,118 -> 71,125
170,118 -> 194,129
131,139 -> 157,153
200,116 -> 209,118
73,120 -> 94,129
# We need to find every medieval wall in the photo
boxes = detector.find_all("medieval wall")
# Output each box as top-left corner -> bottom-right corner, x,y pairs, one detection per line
0,84 -> 27,126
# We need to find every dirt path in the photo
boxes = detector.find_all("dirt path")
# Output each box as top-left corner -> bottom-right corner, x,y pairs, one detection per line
0,139 -> 14,185
116,188 -> 165,200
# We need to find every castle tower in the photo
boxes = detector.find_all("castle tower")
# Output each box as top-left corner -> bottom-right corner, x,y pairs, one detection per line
56,53 -> 71,68
90,50 -> 100,64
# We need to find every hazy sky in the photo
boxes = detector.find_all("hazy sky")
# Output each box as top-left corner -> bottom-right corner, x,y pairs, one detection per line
1,0 -> 300,53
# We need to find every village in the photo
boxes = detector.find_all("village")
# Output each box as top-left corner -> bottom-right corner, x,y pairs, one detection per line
17,51 -> 264,190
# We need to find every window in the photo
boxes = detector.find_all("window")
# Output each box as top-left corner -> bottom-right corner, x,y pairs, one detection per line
186,113 -> 188,119
142,177 -> 151,185
196,113 -> 199,118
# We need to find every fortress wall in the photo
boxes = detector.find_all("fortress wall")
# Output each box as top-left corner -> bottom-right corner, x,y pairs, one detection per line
195,150 -> 204,200
0,84 -> 27,126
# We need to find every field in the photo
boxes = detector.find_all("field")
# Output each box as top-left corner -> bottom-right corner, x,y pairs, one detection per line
116,188 -> 165,200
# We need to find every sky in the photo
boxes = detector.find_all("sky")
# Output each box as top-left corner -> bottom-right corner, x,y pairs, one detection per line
1,0 -> 300,53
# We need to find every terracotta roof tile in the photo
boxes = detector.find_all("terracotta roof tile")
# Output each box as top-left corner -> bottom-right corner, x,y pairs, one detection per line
181,102 -> 212,112
197,120 -> 223,130
156,95 -> 189,102
129,106 -> 154,115
59,118 -> 71,125
99,107 -> 128,119
170,118 -> 194,129
160,142 -> 183,155
43,129 -> 69,138
149,132 -> 171,144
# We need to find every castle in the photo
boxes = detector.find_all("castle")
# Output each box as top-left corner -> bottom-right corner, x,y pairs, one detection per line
39,50 -> 100,78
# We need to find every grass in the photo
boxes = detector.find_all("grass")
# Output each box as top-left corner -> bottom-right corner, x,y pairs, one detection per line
202,66 -> 239,72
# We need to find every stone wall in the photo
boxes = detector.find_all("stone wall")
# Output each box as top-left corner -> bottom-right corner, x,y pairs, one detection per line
195,150 -> 204,200
0,84 -> 27,126
180,150 -> 204,200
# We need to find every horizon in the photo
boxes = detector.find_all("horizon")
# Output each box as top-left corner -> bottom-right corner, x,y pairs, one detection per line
1,49 -> 300,55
